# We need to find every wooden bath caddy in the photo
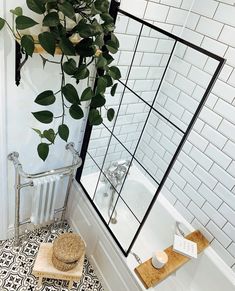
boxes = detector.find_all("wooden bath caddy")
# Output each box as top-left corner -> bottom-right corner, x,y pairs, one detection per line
134,230 -> 209,289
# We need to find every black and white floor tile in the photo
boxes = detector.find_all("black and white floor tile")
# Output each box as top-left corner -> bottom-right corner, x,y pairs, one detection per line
0,222 -> 104,291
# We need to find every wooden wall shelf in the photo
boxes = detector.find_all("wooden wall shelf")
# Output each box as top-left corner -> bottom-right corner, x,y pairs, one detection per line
134,230 -> 209,289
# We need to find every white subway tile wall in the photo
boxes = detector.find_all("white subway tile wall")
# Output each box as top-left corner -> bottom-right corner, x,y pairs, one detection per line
82,0 -> 235,271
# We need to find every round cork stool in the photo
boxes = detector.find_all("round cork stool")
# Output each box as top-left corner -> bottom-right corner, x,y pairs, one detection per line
52,233 -> 85,271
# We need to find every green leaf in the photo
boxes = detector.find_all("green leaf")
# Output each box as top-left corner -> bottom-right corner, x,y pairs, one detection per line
96,55 -> 107,69
0,18 -> 5,31
89,109 -> 103,126
108,66 -> 121,80
38,32 -> 56,56
94,0 -> 109,13
34,90 -> 56,106
10,7 -> 23,16
21,35 -> 35,57
90,94 -> 106,108
37,143 -> 49,161
58,124 -> 69,142
16,16 -> 38,30
103,52 -> 114,65
26,0 -> 45,14
43,12 -> 60,27
58,2 -> 75,21
95,34 -> 104,47
43,128 -> 55,143
74,64 -> 89,80
62,84 -> 80,104
96,77 -> 107,95
106,40 -> 118,54
100,13 -> 114,23
107,108 -> 115,121
75,38 -> 96,57
32,128 -> 44,138
69,104 -> 84,120
103,75 -> 113,87
59,36 -> 76,56
32,111 -> 53,124
81,87 -> 94,101
111,83 -> 118,96
63,59 -> 77,75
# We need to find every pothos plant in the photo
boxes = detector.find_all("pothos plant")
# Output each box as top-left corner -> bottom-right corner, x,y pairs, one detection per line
0,0 -> 120,161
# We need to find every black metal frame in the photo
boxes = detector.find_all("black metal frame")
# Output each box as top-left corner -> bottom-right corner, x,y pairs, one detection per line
76,0 -> 225,256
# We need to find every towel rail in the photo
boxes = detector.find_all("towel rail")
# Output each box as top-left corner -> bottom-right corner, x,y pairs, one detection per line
8,142 -> 82,246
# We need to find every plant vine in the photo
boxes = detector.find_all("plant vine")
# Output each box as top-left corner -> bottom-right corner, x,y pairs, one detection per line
0,0 -> 120,161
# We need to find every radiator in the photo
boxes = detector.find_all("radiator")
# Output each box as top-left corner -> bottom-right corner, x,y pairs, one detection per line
31,175 -> 61,225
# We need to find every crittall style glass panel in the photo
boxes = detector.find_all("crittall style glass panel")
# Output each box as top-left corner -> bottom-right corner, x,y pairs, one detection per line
78,5 -> 225,256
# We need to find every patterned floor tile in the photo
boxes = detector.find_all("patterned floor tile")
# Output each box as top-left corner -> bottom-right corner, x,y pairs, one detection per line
0,223 -> 104,291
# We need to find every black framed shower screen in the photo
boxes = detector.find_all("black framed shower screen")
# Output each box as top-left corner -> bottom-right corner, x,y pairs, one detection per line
76,0 -> 225,256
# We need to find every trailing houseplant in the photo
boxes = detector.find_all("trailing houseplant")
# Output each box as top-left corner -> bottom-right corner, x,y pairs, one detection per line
0,0 -> 120,161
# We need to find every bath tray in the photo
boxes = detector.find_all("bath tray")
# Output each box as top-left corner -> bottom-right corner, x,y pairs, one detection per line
134,230 -> 209,289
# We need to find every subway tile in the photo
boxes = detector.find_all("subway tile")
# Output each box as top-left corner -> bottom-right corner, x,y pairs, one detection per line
185,13 -> 200,30
214,183 -> 235,211
223,223 -> 235,241
184,47 -> 208,69
188,130 -> 209,152
138,38 -> 159,52
210,163 -> 235,190
218,119 -> 235,143
196,16 -> 223,39
180,28 -> 204,46
223,141 -> 235,160
180,167 -> 201,190
205,144 -> 232,169
205,93 -> 219,109
160,0 -> 182,8
116,34 -> 138,51
121,0 -> 147,18
214,3 -> 235,27
188,66 -> 212,88
141,53 -> 162,66
207,221 -> 232,247
227,243 -> 235,258
219,25 -> 235,48
170,56 -> 191,76
199,106 -> 223,129
128,67 -> 149,79
169,169 -> 187,189
219,65 -> 233,82
201,124 -> 227,149
161,186 -> 177,205
203,58 -> 219,75
227,161 -> 235,178
191,0 -> 218,18
166,7 -> 188,25
190,147 -> 213,171
126,18 -> 142,35
184,184 -> 205,207
145,2 -> 169,21
194,165 -> 217,190
188,201 -> 210,225
178,92 -> 199,113
225,47 -> 235,67
198,183 -> 222,209
174,74 -> 196,95
211,240 -> 235,267
219,203 -> 235,226
174,201 -> 194,223
202,202 -> 227,228
227,69 -> 235,87
201,37 -> 228,57
171,184 -> 190,206
178,151 -> 197,171
214,99 -> 235,124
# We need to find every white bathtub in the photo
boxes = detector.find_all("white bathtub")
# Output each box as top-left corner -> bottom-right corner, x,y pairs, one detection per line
81,165 -> 235,291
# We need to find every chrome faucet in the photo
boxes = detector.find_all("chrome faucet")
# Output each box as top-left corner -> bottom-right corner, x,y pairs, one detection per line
104,160 -> 131,187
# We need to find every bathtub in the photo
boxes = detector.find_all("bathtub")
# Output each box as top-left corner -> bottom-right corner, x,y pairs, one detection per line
81,165 -> 235,291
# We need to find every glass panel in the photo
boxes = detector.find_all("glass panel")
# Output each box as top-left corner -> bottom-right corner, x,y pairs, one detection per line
126,29 -> 175,103
80,154 -> 100,199
154,43 -> 219,132
109,198 -> 140,251
87,124 -> 111,169
135,111 -> 184,183
93,177 -> 119,223
120,160 -> 159,221
101,136 -> 132,192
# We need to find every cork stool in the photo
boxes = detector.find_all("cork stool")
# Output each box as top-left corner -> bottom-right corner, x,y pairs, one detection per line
32,233 -> 85,290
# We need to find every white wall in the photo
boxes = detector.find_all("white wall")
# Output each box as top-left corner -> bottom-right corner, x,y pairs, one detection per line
0,0 -> 88,236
